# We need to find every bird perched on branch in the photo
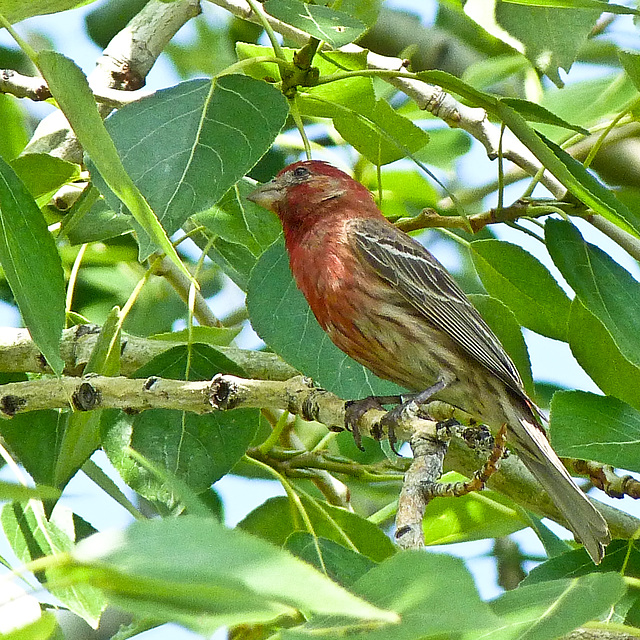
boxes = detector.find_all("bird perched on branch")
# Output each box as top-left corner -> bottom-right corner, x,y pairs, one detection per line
248,159 -> 610,563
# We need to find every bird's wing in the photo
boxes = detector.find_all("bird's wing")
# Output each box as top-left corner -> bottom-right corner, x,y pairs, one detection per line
349,217 -> 526,397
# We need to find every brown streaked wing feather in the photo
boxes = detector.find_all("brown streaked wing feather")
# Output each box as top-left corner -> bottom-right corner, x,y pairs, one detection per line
349,217 -> 526,397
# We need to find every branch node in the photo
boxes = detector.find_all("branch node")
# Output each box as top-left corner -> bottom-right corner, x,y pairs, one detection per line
72,382 -> 101,411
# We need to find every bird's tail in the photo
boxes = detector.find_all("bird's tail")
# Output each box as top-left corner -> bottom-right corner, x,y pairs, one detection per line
513,415 -> 610,564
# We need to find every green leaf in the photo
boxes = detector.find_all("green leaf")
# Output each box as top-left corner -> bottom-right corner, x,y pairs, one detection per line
0,410 -> 63,486
461,54 -> 530,91
263,0 -> 367,47
247,239 -> 405,399
0,156 -> 65,374
236,45 -> 375,120
0,94 -> 28,161
546,219 -> 640,367
468,294 -> 534,395
500,98 -> 589,135
10,153 -> 80,204
334,99 -> 429,166
94,75 -> 288,257
619,49 -> 640,92
35,51 -> 189,278
59,517 -> 397,630
503,0 -> 638,15
285,552 -> 498,639
238,495 -> 396,563
0,481 -> 60,502
1,502 -> 106,628
550,390 -> 640,472
151,325 -> 241,347
285,533 -> 376,588
103,408 -> 259,506
470,239 -> 571,340
0,0 -> 97,23
423,472 -> 527,545
488,573 -> 626,640
193,179 -> 282,257
568,300 -> 640,412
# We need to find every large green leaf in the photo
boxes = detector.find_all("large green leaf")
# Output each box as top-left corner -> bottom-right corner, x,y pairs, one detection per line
246,239 -> 405,400
0,156 -> 65,374
56,517 -> 396,631
568,300 -> 640,412
487,573 -> 626,640
470,239 -> 571,341
94,75 -> 289,255
334,99 -> 429,166
0,0 -> 96,23
422,472 -> 527,545
263,0 -> 367,47
546,218 -> 640,368
238,495 -> 396,563
550,390 -> 640,472
35,51 -> 189,278
285,552 -> 499,639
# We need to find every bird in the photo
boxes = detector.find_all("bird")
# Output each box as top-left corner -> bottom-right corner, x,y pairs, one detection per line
247,159 -> 610,563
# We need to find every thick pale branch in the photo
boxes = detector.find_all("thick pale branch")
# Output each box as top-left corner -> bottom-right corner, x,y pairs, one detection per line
23,0 -> 201,161
0,325 -> 298,379
0,370 -> 636,539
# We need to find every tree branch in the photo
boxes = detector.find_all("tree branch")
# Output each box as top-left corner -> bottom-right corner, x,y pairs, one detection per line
0,371 -> 636,539
23,0 -> 201,161
0,325 -> 298,379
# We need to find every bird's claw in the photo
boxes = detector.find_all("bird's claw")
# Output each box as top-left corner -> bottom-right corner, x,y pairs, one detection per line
344,396 -> 387,451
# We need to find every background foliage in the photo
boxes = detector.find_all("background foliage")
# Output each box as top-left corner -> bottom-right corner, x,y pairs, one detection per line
0,0 -> 639,638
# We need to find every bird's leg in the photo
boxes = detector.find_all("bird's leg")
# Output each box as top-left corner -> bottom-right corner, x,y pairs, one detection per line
424,424 -> 508,498
344,394 -> 403,450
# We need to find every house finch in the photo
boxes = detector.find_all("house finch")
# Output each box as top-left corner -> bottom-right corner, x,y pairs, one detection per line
248,159 -> 610,563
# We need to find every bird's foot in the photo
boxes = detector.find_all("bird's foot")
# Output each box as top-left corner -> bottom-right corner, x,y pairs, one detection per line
378,380 -> 448,455
344,394 -> 403,451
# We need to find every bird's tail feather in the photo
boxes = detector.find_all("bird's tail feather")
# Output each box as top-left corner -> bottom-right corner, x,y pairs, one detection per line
515,417 -> 610,564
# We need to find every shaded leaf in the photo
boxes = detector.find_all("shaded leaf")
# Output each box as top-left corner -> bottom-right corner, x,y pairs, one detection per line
285,532 -> 376,587
568,300 -> 640,411
470,239 -> 571,341
263,0 -> 366,47
546,218 -> 640,367
58,517 -> 396,631
550,390 -> 640,472
238,495 -> 395,563
0,156 -> 65,374
247,239 -> 405,400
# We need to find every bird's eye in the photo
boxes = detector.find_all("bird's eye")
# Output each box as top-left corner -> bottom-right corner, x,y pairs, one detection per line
292,166 -> 310,179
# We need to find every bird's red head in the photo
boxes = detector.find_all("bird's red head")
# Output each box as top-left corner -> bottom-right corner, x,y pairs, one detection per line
247,160 -> 377,231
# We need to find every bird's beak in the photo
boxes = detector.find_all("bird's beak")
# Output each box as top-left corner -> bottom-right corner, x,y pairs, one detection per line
247,179 -> 286,211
